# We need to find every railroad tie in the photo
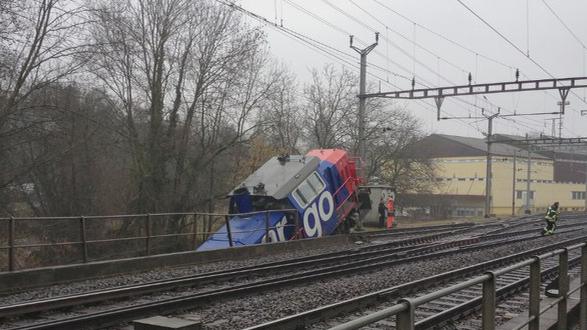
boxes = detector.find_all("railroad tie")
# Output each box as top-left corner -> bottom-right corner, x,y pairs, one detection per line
133,316 -> 202,330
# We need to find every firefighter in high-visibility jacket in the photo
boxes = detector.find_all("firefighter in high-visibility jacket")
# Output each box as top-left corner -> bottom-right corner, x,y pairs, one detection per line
542,202 -> 560,236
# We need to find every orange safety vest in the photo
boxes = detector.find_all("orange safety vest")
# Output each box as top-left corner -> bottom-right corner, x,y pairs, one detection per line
386,198 -> 395,229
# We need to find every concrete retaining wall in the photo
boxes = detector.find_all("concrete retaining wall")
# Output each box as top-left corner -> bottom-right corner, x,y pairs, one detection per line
0,235 -> 352,292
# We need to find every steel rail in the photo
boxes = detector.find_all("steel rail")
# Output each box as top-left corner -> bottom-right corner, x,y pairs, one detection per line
244,235 -> 587,330
412,256 -> 582,329
361,223 -> 474,237
2,227 -> 579,328
331,242 -> 587,330
0,227 -> 529,318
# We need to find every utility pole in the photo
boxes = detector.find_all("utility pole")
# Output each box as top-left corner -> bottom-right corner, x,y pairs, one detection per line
511,151 -> 517,216
556,100 -> 569,150
350,32 -> 378,175
546,118 -> 557,137
525,145 -> 532,214
582,111 -> 587,211
556,101 -> 570,131
483,109 -> 499,218
350,32 -> 378,231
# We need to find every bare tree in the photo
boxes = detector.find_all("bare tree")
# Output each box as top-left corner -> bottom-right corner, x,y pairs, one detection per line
303,64 -> 357,149
367,110 -> 436,193
88,0 -> 281,213
18,84 -> 128,216
0,0 -> 89,214
301,63 -> 436,193
259,66 -> 303,153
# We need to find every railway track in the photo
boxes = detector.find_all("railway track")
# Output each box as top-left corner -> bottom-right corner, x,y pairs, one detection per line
3,220 -> 580,321
325,247 -> 584,330
0,221 -> 535,312
361,222 -> 476,239
0,225 -> 550,318
2,215 -> 585,329
2,226 -> 585,329
393,252 -> 582,329
445,263 -> 582,330
245,235 -> 587,330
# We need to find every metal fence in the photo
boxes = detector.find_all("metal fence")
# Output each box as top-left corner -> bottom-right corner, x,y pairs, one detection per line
331,241 -> 587,330
0,209 -> 299,272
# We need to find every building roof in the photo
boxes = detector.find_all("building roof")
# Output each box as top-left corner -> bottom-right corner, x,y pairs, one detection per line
418,134 -> 549,159
492,133 -> 587,160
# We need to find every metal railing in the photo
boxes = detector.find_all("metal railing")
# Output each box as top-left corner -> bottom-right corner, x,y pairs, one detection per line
331,241 -> 587,330
0,209 -> 299,272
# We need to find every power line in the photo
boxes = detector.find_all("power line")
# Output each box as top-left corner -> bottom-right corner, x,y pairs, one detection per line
279,0 -> 418,83
283,0 -> 418,82
370,0 -> 517,71
349,0 -> 468,76
283,0 -> 348,35
216,1 -> 358,69
541,0 -> 587,49
370,0 -> 578,134
278,3 -> 490,133
335,0 -> 549,133
281,1 -> 488,133
455,0 -> 556,79
379,1 -> 579,135
323,0 -> 465,86
288,0 -> 470,92
217,0 -> 429,107
226,0 -> 550,137
455,0 -> 587,132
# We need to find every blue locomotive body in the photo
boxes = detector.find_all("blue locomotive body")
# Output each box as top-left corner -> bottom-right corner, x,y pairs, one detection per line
197,149 -> 360,251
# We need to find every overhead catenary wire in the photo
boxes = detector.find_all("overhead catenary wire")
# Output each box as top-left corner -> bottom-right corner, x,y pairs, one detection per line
282,0 -> 416,82
370,0 -> 580,131
455,0 -> 555,79
455,0 -> 587,105
337,0 -> 550,132
456,0 -> 587,136
229,0 -> 493,134
324,2 -> 492,91
216,0 -> 359,70
526,0 -> 530,56
217,1 -> 422,96
224,0 -> 572,137
290,1 -> 483,110
541,0 -> 587,49
541,0 -> 587,107
370,0 -> 517,71
326,0 -> 468,80
279,1 -> 488,133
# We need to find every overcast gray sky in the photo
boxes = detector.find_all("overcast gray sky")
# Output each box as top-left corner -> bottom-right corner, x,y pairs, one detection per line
236,0 -> 587,139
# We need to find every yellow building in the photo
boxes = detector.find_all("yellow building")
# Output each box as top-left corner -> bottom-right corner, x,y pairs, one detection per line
412,134 -> 587,217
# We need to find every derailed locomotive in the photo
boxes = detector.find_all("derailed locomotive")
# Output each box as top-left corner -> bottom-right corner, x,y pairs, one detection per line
197,149 -> 362,251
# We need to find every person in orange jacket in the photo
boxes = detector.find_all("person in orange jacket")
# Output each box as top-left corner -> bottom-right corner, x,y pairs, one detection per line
386,196 -> 395,229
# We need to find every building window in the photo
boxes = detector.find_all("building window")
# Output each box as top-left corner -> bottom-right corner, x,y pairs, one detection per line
516,190 -> 535,200
455,208 -> 483,217
458,178 -> 466,181
572,191 -> 586,200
